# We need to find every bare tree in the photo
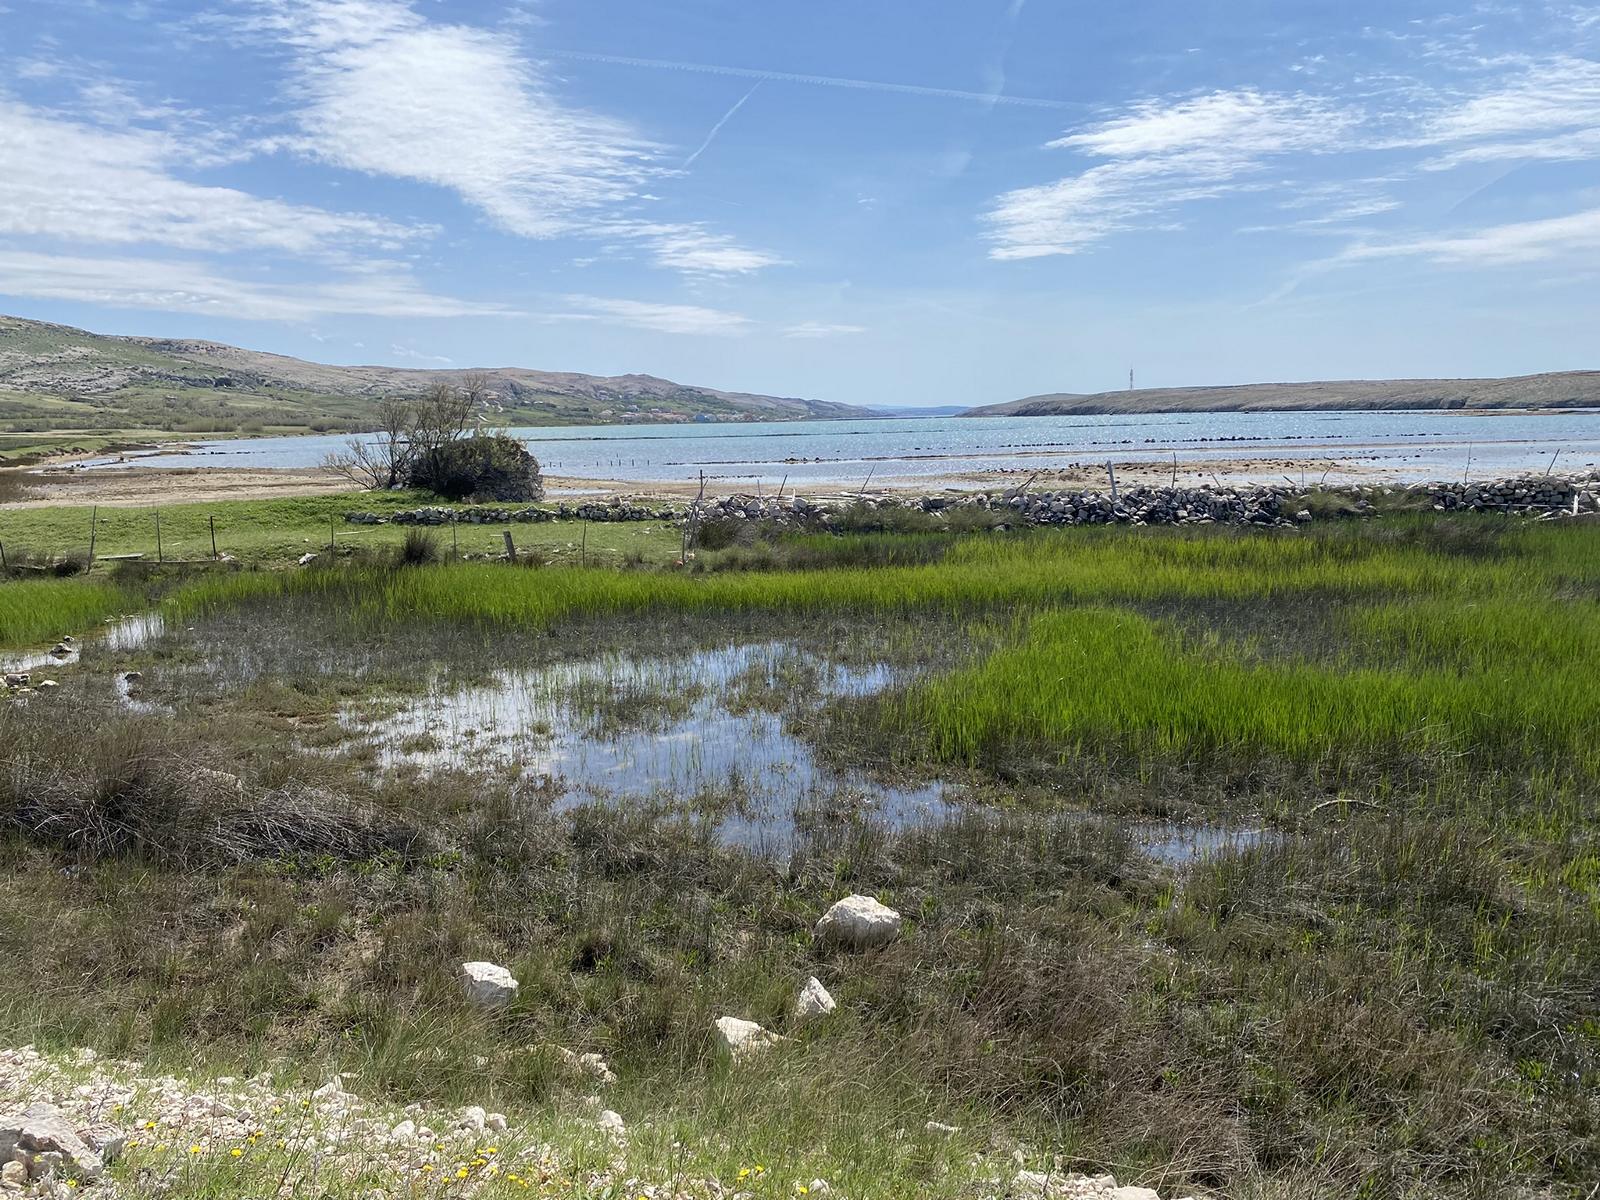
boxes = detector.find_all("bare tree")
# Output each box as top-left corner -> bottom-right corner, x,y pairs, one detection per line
325,379 -> 530,497
323,396 -> 417,490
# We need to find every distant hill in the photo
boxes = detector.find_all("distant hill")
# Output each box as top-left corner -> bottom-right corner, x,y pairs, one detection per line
0,315 -> 867,436
968,374 -> 1600,417
867,405 -> 973,417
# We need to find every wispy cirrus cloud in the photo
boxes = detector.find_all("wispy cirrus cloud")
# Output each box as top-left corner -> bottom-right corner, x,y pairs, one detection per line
0,97 -> 420,255
550,295 -> 753,336
782,322 -> 866,338
1420,55 -> 1600,167
0,249 -> 513,321
987,45 -> 1600,266
1340,207 -> 1600,266
250,0 -> 780,275
985,90 -> 1353,259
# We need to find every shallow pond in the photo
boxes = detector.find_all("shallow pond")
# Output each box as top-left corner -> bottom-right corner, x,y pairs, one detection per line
2,612 -> 166,675
341,641 -> 953,850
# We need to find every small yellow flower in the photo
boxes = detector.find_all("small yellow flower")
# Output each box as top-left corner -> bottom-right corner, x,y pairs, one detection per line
143,1121 -> 156,1130
189,1145 -> 202,1155
231,1148 -> 243,1158
456,1167 -> 469,1179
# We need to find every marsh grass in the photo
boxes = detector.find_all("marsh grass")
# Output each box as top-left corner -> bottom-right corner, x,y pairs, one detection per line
0,575 -> 135,649
4,516 -> 1600,1197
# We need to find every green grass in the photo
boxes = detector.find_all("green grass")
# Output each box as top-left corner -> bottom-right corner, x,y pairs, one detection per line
0,492 -> 683,568
902,602 -> 1600,777
169,518 -> 1537,632
0,576 -> 133,649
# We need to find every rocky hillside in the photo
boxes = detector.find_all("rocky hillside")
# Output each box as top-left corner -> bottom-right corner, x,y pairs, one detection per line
969,373 -> 1600,416
0,315 -> 865,435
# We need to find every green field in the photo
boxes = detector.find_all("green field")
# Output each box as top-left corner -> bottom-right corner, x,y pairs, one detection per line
2,515 -> 1598,1198
0,492 -> 683,573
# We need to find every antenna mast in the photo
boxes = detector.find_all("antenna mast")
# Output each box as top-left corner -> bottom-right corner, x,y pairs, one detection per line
1129,367 -> 1134,392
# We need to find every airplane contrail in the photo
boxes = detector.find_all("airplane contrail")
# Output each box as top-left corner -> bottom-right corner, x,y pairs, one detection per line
547,49 -> 1077,110
684,82 -> 762,167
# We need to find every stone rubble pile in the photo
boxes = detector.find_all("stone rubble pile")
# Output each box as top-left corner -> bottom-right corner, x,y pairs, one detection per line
346,473 -> 1598,536
692,472 -> 1600,530
347,500 -> 677,526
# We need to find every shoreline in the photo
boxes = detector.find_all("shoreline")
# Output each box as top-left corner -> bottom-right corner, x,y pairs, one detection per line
0,450 -> 1582,509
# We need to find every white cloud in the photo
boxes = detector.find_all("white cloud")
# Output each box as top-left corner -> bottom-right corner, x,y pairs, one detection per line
0,250 -> 513,321
1420,57 -> 1600,167
603,222 -> 787,275
783,322 -> 867,338
986,90 -> 1353,259
1048,89 -> 1339,160
256,0 -> 779,274
1340,206 -> 1600,265
0,97 -> 420,255
390,343 -> 453,364
552,295 -> 751,336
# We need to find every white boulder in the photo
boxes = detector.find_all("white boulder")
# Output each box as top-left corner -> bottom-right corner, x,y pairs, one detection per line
460,961 -> 518,1008
0,1103 -> 104,1181
795,976 -> 837,1022
713,1016 -> 784,1060
814,894 -> 903,950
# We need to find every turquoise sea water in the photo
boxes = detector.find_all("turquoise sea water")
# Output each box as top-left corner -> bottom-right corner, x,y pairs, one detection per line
74,410 -> 1600,486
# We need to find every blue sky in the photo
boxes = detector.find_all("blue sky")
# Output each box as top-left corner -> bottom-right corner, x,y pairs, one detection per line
2,0 -> 1599,406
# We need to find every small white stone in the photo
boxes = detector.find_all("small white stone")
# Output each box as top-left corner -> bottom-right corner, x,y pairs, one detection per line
460,961 -> 518,1008
1109,1189 -> 1161,1200
388,1120 -> 415,1142
595,1110 -> 625,1135
794,977 -> 836,1022
485,1112 -> 507,1133
924,1120 -> 960,1137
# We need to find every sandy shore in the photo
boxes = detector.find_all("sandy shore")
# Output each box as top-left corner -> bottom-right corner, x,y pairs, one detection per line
1,453 -> 1408,510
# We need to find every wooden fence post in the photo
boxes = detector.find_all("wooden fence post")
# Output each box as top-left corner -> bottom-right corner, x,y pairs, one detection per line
502,529 -> 516,560
155,509 -> 163,564
88,506 -> 98,562
210,514 -> 218,561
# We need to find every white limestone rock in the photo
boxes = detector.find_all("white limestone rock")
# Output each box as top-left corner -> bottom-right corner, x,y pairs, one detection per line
814,894 -> 903,950
794,976 -> 837,1022
713,1016 -> 784,1061
460,961 -> 518,1008
0,1103 -> 103,1181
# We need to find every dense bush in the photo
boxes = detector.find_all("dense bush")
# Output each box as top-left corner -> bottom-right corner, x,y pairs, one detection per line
408,433 -> 544,502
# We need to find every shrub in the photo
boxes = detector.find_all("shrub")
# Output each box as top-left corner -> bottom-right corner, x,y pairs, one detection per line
396,528 -> 440,567
409,434 -> 544,502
